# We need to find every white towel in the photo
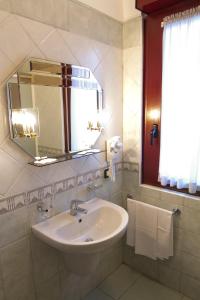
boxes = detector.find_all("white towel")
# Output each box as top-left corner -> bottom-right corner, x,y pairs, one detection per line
126,198 -> 136,247
156,208 -> 173,260
126,198 -> 174,260
135,201 -> 157,260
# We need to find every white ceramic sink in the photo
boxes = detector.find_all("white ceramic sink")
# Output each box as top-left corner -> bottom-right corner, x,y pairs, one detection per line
32,198 -> 128,255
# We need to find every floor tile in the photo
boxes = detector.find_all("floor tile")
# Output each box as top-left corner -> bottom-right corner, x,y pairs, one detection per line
120,276 -> 182,300
99,264 -> 141,299
182,297 -> 192,300
84,288 -> 113,300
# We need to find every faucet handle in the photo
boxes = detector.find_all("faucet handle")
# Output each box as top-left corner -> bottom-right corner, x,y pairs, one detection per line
70,199 -> 87,216
71,199 -> 83,204
37,201 -> 48,213
87,183 -> 102,191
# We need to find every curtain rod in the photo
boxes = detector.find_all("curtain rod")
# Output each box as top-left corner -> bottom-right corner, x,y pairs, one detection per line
161,5 -> 200,28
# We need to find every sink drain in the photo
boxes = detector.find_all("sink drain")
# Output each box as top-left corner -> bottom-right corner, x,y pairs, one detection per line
85,237 -> 94,242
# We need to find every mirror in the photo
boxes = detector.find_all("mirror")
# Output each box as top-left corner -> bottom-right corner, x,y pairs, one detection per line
7,58 -> 104,166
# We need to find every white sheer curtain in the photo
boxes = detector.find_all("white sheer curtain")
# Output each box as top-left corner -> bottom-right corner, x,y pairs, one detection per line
159,13 -> 200,194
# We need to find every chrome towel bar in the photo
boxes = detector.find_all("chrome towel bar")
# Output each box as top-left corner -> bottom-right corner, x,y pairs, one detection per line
127,194 -> 181,216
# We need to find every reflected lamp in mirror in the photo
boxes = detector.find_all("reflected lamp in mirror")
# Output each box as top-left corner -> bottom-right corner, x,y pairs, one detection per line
11,108 -> 40,138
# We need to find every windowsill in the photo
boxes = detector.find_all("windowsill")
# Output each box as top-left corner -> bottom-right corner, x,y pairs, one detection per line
140,183 -> 200,200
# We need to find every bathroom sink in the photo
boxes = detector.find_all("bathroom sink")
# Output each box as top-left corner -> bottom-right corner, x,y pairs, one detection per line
32,198 -> 128,254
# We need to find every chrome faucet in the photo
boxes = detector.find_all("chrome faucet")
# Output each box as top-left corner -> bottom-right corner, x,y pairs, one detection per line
70,200 -> 88,216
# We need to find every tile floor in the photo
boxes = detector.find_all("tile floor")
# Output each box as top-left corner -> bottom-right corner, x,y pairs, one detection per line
84,264 -> 192,300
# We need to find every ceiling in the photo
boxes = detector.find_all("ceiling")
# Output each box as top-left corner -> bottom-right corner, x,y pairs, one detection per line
77,0 -> 141,22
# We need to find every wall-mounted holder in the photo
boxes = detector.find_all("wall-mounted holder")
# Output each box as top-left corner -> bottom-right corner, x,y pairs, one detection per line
172,208 -> 181,216
127,194 -> 181,216
150,124 -> 159,145
106,136 -> 123,182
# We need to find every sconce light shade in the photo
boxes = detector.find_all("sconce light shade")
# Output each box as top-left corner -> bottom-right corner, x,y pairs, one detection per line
11,108 -> 40,138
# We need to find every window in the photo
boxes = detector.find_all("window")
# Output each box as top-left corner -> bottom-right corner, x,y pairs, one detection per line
142,0 -> 200,195
159,10 -> 200,194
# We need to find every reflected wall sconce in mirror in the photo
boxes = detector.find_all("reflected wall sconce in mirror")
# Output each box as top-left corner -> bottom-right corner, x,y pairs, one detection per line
87,121 -> 103,132
149,109 -> 160,145
11,108 -> 40,138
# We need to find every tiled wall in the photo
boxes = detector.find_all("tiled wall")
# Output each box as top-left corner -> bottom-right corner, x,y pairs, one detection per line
0,0 -> 122,48
0,4 -> 123,300
0,164 -> 124,300
123,17 -> 143,164
122,170 -> 200,300
0,8 -> 123,197
122,18 -> 200,300
1,1 -> 200,299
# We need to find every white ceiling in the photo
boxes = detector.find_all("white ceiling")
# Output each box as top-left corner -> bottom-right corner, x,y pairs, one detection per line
77,0 -> 141,22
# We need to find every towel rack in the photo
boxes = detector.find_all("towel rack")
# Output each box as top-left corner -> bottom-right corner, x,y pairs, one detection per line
127,194 -> 181,216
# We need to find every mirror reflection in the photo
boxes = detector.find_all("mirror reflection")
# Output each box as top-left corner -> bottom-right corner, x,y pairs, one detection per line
7,58 -> 103,164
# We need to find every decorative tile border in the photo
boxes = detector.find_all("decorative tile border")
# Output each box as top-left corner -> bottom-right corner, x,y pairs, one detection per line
0,193 -> 26,215
0,161 -> 138,216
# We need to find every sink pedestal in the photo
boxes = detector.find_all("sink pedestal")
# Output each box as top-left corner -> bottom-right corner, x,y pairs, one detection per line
63,252 -> 100,275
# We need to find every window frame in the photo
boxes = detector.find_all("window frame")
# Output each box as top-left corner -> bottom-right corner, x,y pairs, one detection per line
141,0 -> 200,195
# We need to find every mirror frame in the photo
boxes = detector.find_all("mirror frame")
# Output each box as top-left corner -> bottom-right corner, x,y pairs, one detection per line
7,58 -> 104,166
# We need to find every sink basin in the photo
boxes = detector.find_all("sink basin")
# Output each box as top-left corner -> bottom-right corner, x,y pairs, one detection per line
32,198 -> 128,254
32,198 -> 128,275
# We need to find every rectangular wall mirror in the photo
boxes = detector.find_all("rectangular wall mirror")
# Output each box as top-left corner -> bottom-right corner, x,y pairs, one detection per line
7,58 -> 104,166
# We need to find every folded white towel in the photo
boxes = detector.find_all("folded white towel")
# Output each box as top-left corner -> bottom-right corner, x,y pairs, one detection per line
126,198 -> 174,260
156,208 -> 173,259
135,201 -> 157,260
126,198 -> 136,247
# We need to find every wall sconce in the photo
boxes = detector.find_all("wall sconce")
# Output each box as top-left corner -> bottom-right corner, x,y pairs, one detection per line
149,109 -> 160,145
11,108 -> 40,138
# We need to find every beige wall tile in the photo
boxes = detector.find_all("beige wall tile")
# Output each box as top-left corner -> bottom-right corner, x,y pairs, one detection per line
0,15 -> 34,66
158,263 -> 181,291
181,252 -> 200,281
17,16 -> 54,45
107,18 -> 122,48
10,0 -> 55,26
4,274 -> 36,300
0,237 -> 35,300
0,149 -> 24,195
59,30 -> 99,72
181,206 -> 200,233
53,0 -> 69,30
60,269 -> 80,300
0,207 -> 28,247
181,231 -> 200,259
36,273 -> 61,300
180,274 -> 200,300
31,235 -> 59,286
97,244 -> 123,283
68,0 -> 91,38
89,10 -> 109,45
0,238 -> 31,280
125,250 -> 158,281
38,30 -> 78,65
123,17 -> 142,49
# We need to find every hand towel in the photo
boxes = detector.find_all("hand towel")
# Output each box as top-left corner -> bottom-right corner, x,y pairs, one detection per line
126,198 -> 174,261
156,207 -> 173,260
135,201 -> 157,260
126,198 -> 136,247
